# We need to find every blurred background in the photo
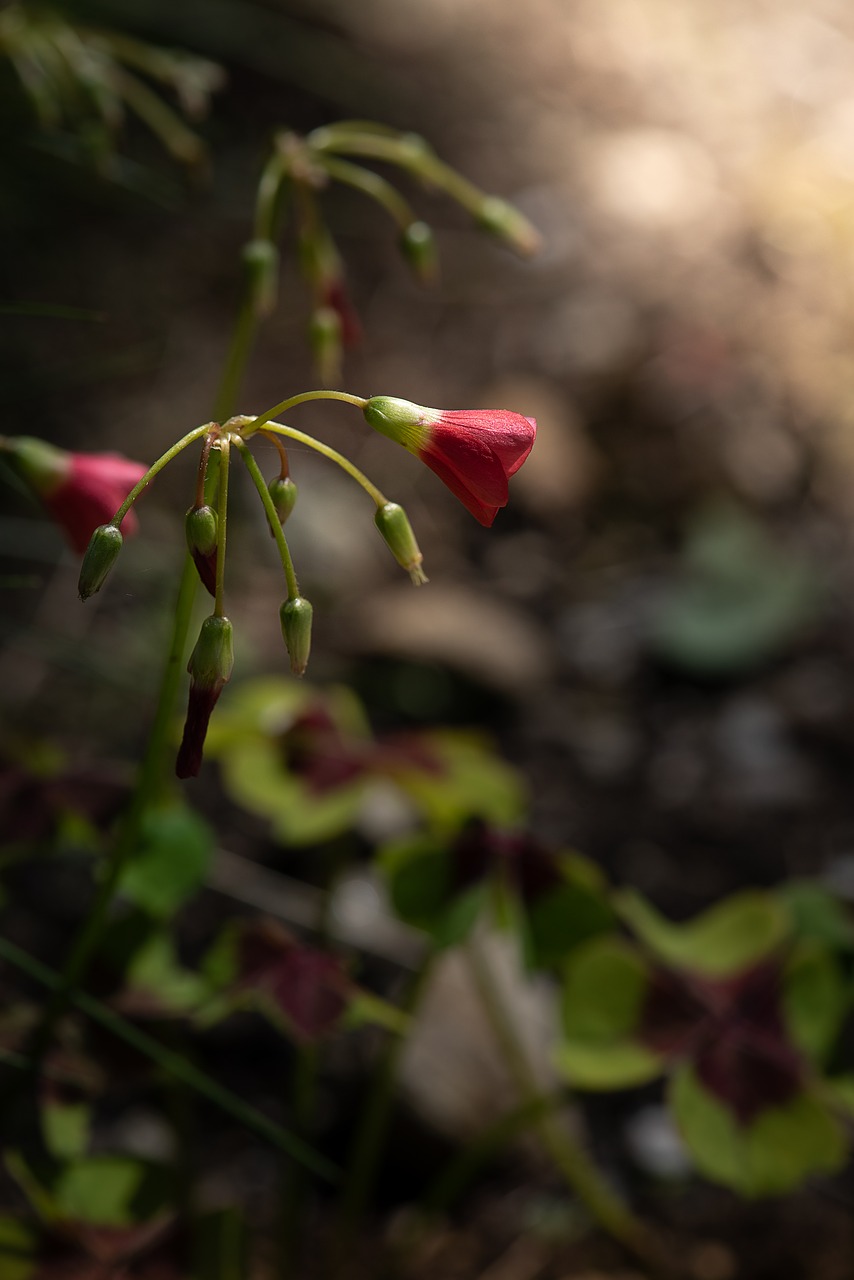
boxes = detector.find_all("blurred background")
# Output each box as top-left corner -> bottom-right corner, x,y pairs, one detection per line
3,0 -> 854,1273
6,0 -> 854,900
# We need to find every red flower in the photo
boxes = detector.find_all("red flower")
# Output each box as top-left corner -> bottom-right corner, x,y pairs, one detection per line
4,436 -> 147,553
363,397 -> 536,526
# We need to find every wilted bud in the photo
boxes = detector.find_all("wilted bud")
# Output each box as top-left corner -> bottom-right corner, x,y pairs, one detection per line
308,306 -> 343,383
78,523 -> 123,601
185,504 -> 218,597
242,239 -> 279,317
375,502 -> 427,585
476,195 -> 542,257
176,615 -> 234,779
279,596 -> 313,677
399,221 -> 437,284
268,475 -> 298,527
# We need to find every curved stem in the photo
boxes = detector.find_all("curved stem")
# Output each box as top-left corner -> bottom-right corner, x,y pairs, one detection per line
254,151 -> 287,241
260,421 -> 386,508
113,422 -> 215,525
213,437 -> 230,617
309,130 -> 487,213
241,388 -> 367,436
465,937 -> 660,1266
261,428 -> 290,478
233,437 -> 299,600
314,155 -> 416,229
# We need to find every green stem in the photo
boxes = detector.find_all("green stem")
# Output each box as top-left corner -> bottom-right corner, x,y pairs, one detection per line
215,300 -> 258,426
255,152 -> 287,241
213,436 -> 230,617
233,438 -> 299,600
112,422 -> 215,526
314,155 -> 416,229
309,130 -> 487,214
241,388 -> 367,436
0,937 -> 338,1183
464,938 -> 658,1265
260,421 -> 386,508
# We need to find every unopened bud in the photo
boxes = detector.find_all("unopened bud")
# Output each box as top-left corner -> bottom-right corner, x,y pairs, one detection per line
280,596 -> 313,677
78,523 -> 123,601
476,196 -> 542,257
177,615 -> 234,779
268,476 -> 298,525
308,306 -> 342,383
375,502 -> 427,585
242,239 -> 279,317
188,614 -> 234,689
185,505 -> 218,598
399,221 -> 437,284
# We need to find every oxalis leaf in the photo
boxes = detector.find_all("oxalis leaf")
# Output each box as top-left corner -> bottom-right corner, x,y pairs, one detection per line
669,1065 -> 848,1195
615,888 -> 790,977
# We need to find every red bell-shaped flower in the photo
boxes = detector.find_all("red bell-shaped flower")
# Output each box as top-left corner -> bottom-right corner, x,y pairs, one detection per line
363,397 -> 536,526
4,436 -> 147,553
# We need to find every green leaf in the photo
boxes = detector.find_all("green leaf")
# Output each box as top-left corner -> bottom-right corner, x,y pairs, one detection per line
554,1039 -> 663,1090
0,1216 -> 38,1280
779,881 -> 854,951
616,889 -> 790,977
648,502 -> 823,675
670,1066 -> 848,1195
119,802 -> 214,918
783,943 -> 849,1064
378,834 -> 486,947
42,1101 -> 89,1161
125,932 -> 208,1012
525,868 -> 615,968
397,730 -> 526,829
561,936 -> 651,1041
52,1156 -> 166,1227
826,1076 -> 854,1119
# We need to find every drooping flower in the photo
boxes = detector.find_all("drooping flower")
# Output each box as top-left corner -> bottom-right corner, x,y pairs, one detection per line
2,436 -> 148,553
363,397 -> 536,526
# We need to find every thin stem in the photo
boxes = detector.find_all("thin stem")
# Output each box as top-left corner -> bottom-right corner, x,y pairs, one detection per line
465,938 -> 660,1266
260,421 -> 386,508
194,432 -> 215,509
113,423 -> 215,526
255,152 -> 287,242
213,437 -> 230,617
0,936 -> 339,1184
241,389 -> 367,436
215,300 -> 258,426
314,155 -> 416,230
309,130 -> 487,213
233,438 -> 299,600
262,429 -> 290,479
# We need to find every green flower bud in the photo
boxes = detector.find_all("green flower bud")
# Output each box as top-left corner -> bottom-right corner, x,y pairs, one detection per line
185,504 -> 218,597
185,505 -> 218,556
242,239 -> 279,317
268,476 -> 298,525
308,306 -> 342,383
280,596 -> 313,677
78,523 -> 123,601
375,502 -> 427,585
188,614 -> 234,690
399,221 -> 437,284
476,196 -> 542,258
